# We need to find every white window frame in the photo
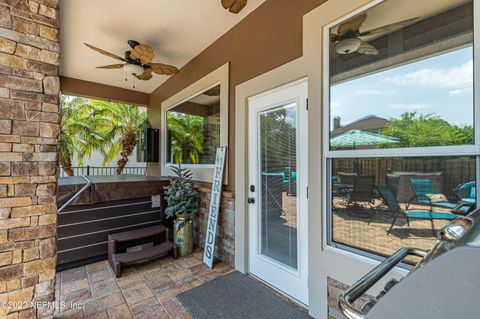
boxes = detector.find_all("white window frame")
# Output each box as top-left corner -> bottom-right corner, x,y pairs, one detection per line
322,0 -> 480,260
160,63 -> 229,183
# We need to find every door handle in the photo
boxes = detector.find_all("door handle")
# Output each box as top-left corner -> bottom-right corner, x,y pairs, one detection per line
247,197 -> 255,204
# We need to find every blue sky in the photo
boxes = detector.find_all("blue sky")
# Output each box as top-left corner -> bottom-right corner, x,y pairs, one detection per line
330,46 -> 474,130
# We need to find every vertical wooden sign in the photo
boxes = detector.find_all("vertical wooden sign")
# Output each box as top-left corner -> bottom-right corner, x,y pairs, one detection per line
203,146 -> 227,268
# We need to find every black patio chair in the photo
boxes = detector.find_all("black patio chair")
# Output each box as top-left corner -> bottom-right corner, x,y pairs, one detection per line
347,176 -> 375,207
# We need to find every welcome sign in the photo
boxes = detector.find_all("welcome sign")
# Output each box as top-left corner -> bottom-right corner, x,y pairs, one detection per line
203,146 -> 227,268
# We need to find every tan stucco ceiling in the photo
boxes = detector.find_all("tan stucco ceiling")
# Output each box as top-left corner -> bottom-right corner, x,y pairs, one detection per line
59,0 -> 265,93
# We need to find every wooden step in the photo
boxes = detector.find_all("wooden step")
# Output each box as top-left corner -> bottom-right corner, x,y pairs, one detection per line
112,242 -> 174,265
108,224 -> 166,243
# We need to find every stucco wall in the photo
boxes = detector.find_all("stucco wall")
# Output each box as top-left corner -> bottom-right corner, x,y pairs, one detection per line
149,0 -> 327,191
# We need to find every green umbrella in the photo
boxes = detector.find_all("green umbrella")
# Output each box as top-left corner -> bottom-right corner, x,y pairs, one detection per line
330,129 -> 399,149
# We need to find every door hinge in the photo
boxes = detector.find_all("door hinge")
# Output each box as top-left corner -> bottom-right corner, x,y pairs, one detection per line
306,98 -> 309,111
306,186 -> 309,199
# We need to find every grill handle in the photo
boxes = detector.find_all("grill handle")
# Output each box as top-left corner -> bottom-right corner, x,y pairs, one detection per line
338,247 -> 428,319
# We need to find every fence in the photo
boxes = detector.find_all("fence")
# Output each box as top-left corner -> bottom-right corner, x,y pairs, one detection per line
332,157 -> 475,197
59,166 -> 146,177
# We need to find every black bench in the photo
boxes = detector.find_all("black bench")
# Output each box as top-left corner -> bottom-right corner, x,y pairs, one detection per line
108,225 -> 177,277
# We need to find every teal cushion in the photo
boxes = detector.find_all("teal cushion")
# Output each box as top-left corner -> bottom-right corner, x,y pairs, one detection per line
406,211 -> 456,220
418,199 -> 457,209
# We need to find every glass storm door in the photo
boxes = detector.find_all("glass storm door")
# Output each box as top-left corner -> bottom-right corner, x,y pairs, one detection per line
248,80 -> 308,305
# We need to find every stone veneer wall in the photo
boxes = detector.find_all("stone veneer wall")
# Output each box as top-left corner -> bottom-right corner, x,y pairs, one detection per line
0,0 -> 60,318
194,186 -> 235,267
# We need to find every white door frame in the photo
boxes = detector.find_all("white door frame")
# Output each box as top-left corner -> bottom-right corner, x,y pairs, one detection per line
247,79 -> 309,305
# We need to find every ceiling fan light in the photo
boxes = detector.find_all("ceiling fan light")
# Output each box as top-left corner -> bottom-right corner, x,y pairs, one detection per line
124,64 -> 144,76
335,38 -> 362,55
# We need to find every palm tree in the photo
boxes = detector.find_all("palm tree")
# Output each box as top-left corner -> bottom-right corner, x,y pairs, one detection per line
60,96 -> 104,176
89,100 -> 148,174
166,112 -> 204,164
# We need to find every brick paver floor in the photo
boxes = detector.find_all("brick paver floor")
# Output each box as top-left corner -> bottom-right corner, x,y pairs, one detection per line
332,198 -> 451,264
54,248 -> 233,318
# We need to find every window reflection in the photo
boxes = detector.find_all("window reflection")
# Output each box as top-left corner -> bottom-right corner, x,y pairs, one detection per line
329,0 -> 474,150
166,85 -> 220,164
260,104 -> 298,269
331,156 -> 476,263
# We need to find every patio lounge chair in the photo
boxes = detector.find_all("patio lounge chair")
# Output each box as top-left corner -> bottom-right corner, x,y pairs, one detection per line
409,178 -> 458,210
409,178 -> 473,215
375,184 -> 457,235
454,181 -> 476,205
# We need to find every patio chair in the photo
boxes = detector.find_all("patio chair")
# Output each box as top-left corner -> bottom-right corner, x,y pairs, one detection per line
337,172 -> 357,186
347,176 -> 375,208
409,178 -> 458,210
374,184 -> 456,235
454,181 -> 476,205
283,166 -> 297,196
409,178 -> 473,215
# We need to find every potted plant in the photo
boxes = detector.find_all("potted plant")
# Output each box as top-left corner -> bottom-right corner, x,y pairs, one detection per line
164,165 -> 198,257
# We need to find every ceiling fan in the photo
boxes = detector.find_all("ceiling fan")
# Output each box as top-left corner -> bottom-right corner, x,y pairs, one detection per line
331,13 -> 419,56
221,0 -> 247,14
84,40 -> 179,82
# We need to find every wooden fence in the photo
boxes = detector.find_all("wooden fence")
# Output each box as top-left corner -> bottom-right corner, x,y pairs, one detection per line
333,157 -> 475,196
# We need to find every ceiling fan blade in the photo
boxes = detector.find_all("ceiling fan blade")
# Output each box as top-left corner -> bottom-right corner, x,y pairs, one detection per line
329,42 -> 337,60
84,43 -> 126,62
221,0 -> 235,9
147,63 -> 179,75
135,68 -> 153,81
330,33 -> 341,43
359,17 -> 419,37
130,44 -> 155,64
221,0 -> 247,13
357,41 -> 379,55
204,86 -> 220,96
337,13 -> 367,36
96,64 -> 125,69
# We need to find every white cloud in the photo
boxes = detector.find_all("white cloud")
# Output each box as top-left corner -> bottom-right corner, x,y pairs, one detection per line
331,101 -> 340,109
355,89 -> 395,96
386,60 -> 473,89
387,103 -> 432,110
449,88 -> 469,97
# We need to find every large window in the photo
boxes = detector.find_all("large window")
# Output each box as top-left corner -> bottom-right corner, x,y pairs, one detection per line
160,63 -> 228,183
166,85 -> 220,165
326,0 -> 478,262
330,156 -> 476,263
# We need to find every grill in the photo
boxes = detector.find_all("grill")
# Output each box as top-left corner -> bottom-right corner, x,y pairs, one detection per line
339,209 -> 480,319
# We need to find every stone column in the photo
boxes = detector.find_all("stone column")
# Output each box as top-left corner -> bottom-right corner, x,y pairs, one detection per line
0,0 -> 60,318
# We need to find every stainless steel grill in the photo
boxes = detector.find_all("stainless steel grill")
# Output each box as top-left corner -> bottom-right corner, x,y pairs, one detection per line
339,209 -> 480,319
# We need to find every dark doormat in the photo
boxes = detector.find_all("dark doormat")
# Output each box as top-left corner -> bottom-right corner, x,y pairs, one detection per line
177,271 -> 312,319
